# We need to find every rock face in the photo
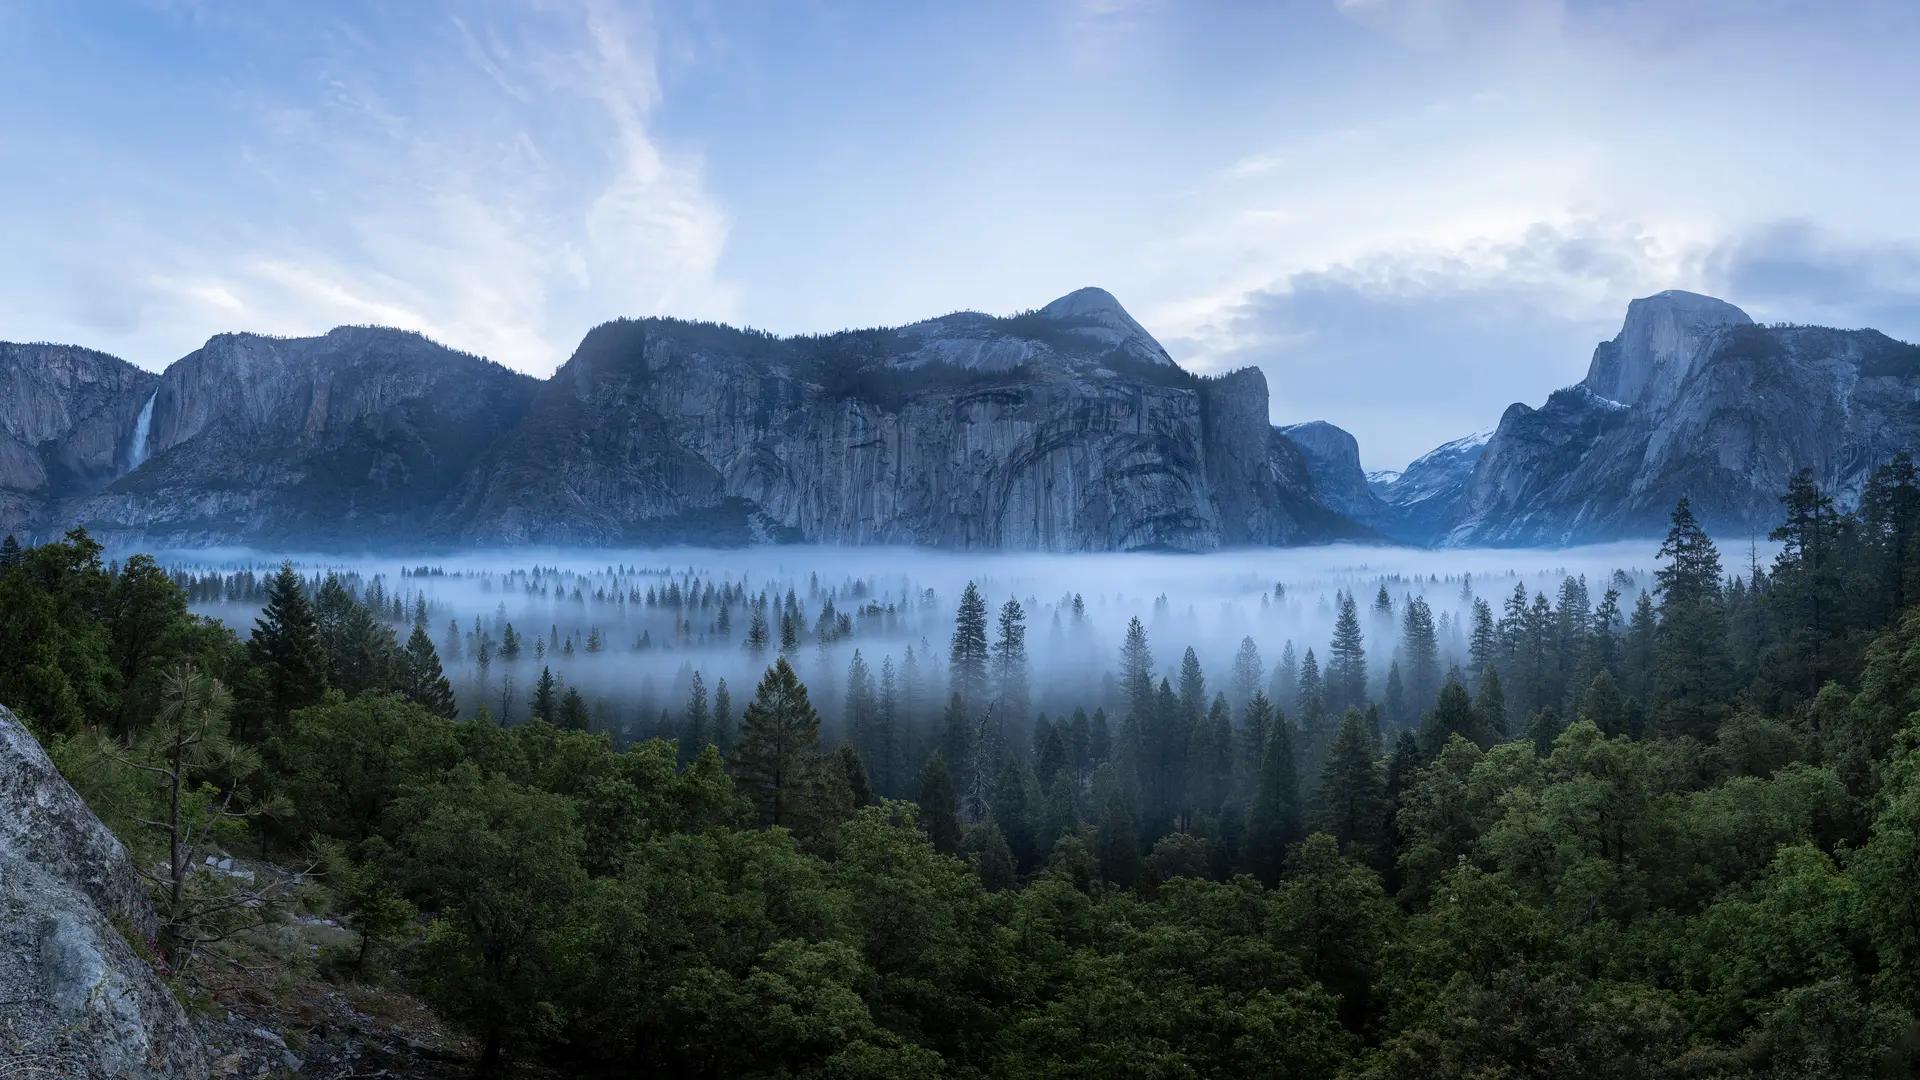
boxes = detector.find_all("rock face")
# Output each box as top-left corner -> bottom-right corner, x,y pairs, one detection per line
1277,421 -> 1388,527
1368,429 -> 1488,544
0,704 -> 208,1078
1375,291 -> 1920,545
0,343 -> 158,530
6,290 -> 1367,552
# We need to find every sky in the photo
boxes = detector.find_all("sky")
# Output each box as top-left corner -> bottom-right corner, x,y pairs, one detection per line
2,0 -> 1917,469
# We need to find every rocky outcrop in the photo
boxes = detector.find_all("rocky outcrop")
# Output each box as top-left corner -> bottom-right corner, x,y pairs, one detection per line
1277,421 -> 1386,525
0,343 -> 158,527
59,327 -> 540,548
0,704 -> 207,1078
7,289 -> 1367,552
1378,291 -> 1920,545
1368,429 -> 1488,545
444,298 -> 1364,551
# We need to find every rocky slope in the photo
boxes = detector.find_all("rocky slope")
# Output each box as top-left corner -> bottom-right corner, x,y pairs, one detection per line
0,342 -> 158,529
3,290 -> 1366,552
1375,290 -> 1920,545
0,704 -> 207,1078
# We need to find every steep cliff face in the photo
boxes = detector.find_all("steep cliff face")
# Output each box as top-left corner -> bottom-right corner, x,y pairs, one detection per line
61,327 -> 539,547
1276,421 -> 1385,524
0,704 -> 207,1078
1368,430 -> 1488,545
0,343 -> 157,527
446,294 -> 1360,550
5,290 -> 1365,551
1406,292 -> 1920,545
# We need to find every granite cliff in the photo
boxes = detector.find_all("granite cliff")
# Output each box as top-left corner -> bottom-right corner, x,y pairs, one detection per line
2,289 -> 1366,551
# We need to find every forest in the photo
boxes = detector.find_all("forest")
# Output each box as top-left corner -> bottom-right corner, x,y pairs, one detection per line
3,457 -> 1920,1077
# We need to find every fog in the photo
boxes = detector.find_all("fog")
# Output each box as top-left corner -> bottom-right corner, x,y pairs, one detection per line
144,541 -> 1726,755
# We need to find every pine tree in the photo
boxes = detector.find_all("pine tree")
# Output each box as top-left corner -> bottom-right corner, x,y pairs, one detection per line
401,619 -> 457,719
712,677 -> 733,751
1654,498 -> 1731,738
730,657 -> 826,829
1119,616 -> 1154,720
684,671 -> 711,752
874,656 -> 899,795
1297,648 -> 1325,726
1468,598 -> 1498,679
917,754 -> 962,854
1383,662 -> 1406,731
1400,596 -> 1440,714
1247,716 -> 1302,884
745,607 -> 771,655
1317,708 -> 1385,866
1476,665 -> 1508,740
991,598 -> 1030,743
845,649 -> 876,766
1239,690 -> 1274,799
992,757 -> 1036,871
530,666 -> 557,724
246,562 -> 327,739
1232,636 -> 1263,709
0,534 -> 21,571
1418,678 -> 1479,756
950,582 -> 991,708
556,687 -> 590,731
1327,594 -> 1368,714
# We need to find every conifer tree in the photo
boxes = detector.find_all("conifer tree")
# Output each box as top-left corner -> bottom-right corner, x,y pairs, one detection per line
1418,679 -> 1479,756
1231,636 -> 1264,709
1317,708 -> 1384,864
950,582 -> 991,708
1327,594 -> 1368,714
402,619 -> 458,719
530,666 -> 558,724
874,656 -> 898,795
744,607 -> 771,655
730,656 -> 826,829
1654,498 -> 1731,738
684,671 -> 711,751
991,598 -> 1029,742
557,687 -> 590,731
0,534 -> 21,571
712,677 -> 733,751
845,649 -> 876,765
1247,716 -> 1302,884
917,754 -> 962,854
1119,616 -> 1154,720
1468,598 -> 1498,680
246,562 -> 327,739
1400,596 -> 1440,714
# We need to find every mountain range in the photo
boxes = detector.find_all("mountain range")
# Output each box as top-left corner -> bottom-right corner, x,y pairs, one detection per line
3,287 -> 1915,551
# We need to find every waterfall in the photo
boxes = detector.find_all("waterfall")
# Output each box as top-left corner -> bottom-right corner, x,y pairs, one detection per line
126,391 -> 156,472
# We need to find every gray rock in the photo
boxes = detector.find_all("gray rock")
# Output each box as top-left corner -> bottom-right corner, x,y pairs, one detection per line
8,289 -> 1367,552
0,704 -> 208,1079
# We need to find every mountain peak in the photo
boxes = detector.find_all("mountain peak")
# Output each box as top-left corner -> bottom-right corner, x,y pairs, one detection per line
1036,287 -> 1174,367
1583,289 -> 1753,409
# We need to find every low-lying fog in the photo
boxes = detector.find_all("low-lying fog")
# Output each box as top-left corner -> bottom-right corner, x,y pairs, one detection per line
145,541 -> 1745,752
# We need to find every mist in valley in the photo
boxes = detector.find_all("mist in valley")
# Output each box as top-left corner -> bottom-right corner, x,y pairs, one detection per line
146,540 -> 1730,794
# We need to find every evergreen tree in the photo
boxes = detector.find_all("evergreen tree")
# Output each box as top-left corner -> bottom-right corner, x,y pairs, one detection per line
684,671 -> 711,752
992,756 -> 1036,871
0,534 -> 21,570
556,687 -> 590,731
1119,616 -> 1154,720
530,666 -> 558,725
401,619 -> 458,719
845,649 -> 876,765
950,582 -> 991,708
991,598 -> 1030,743
873,656 -> 899,795
1317,708 -> 1384,864
1239,690 -> 1274,798
1247,716 -> 1302,884
729,656 -> 826,829
1399,596 -> 1440,715
1231,636 -> 1264,709
744,607 -> 771,655
917,754 -> 962,854
246,562 -> 327,739
712,677 -> 733,751
1475,665 -> 1508,741
1297,648 -> 1325,725
1654,498 -> 1731,738
1327,594 -> 1368,714
1382,662 -> 1407,731
1468,598 -> 1498,679
1418,679 -> 1479,756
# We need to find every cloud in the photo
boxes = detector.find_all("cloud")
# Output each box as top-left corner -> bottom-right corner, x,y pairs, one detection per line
10,1 -> 734,375
1176,220 -> 1695,469
1701,221 -> 1920,341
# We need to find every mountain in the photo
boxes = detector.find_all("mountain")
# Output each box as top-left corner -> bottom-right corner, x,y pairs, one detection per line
3,290 -> 1369,552
1376,290 -> 1920,545
0,343 -> 157,530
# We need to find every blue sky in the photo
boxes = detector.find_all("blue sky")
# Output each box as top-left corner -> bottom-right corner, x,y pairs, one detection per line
3,0 -> 1917,468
